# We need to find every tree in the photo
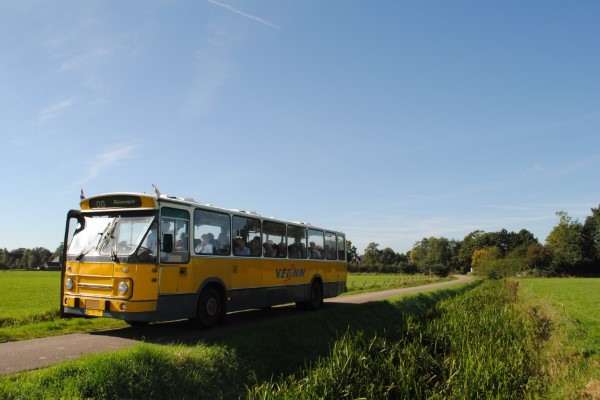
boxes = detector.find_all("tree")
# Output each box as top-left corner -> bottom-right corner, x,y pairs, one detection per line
380,247 -> 397,266
0,246 -> 54,269
524,243 -> 551,271
53,243 -> 64,259
410,237 -> 453,276
545,211 -> 584,275
582,205 -> 600,262
361,242 -> 381,265
345,240 -> 359,263
471,246 -> 502,277
458,230 -> 485,270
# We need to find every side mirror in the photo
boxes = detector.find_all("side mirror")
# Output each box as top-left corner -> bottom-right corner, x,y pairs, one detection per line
162,234 -> 173,253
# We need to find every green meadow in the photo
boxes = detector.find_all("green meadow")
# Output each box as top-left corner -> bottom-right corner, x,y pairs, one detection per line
518,278 -> 600,399
0,271 -> 60,321
345,273 -> 451,294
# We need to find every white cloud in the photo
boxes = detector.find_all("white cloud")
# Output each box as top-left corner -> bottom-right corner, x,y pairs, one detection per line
207,0 -> 281,30
58,47 -> 112,73
38,98 -> 75,122
77,143 -> 140,185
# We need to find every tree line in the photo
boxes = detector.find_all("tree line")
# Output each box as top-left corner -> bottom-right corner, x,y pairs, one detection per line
349,205 -> 600,277
0,245 -> 62,270
3,205 -> 599,276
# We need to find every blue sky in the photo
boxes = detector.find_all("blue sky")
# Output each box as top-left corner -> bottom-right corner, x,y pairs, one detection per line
1,1 -> 599,254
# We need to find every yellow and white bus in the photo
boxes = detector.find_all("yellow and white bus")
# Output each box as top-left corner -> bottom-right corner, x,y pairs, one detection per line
61,192 -> 347,327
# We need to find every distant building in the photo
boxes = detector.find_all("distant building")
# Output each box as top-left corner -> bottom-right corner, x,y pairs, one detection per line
45,256 -> 61,271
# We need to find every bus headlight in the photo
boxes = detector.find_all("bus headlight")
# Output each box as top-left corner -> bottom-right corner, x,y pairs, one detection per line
65,278 -> 74,291
118,281 -> 129,295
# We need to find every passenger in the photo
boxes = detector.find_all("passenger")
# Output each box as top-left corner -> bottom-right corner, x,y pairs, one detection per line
288,243 -> 301,258
250,236 -> 262,256
176,233 -> 188,250
207,232 -> 217,248
195,234 -> 214,254
218,232 -> 229,248
263,240 -> 277,257
233,238 -> 250,256
309,242 -> 321,259
217,232 -> 230,254
277,241 -> 287,258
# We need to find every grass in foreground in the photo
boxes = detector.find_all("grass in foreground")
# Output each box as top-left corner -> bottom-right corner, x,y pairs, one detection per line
0,279 -> 554,399
518,278 -> 600,399
250,279 -> 546,399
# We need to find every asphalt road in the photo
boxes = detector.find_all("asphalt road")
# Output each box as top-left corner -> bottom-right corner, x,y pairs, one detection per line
0,275 -> 472,376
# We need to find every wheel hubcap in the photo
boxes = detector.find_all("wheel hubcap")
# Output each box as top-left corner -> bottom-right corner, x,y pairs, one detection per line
206,298 -> 217,316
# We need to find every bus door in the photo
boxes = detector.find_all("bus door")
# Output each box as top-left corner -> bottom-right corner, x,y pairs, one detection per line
158,208 -> 191,294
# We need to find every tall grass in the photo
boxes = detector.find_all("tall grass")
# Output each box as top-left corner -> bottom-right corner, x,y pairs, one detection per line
249,280 -> 547,399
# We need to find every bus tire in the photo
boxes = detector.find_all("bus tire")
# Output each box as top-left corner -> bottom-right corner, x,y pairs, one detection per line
297,280 -> 323,311
195,287 -> 223,328
308,280 -> 324,310
125,320 -> 149,328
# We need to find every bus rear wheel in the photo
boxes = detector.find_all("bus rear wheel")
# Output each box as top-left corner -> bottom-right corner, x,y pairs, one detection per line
195,287 -> 223,328
125,320 -> 149,328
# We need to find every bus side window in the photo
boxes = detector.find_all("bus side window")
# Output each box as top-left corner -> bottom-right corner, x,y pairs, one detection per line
287,225 -> 306,259
160,208 -> 190,263
324,232 -> 337,260
308,229 -> 324,260
337,235 -> 346,261
263,221 -> 286,258
194,209 -> 231,256
232,215 -> 261,257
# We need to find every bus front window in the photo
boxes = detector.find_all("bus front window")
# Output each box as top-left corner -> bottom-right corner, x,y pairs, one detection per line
67,215 -> 155,259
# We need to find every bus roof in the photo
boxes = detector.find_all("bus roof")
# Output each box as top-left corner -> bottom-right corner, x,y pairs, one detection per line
80,192 -> 345,235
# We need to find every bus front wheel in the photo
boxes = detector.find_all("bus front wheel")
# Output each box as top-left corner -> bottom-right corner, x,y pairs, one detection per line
195,287 -> 223,328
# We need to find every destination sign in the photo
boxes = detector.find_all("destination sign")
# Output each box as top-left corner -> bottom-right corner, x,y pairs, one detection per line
88,195 -> 142,209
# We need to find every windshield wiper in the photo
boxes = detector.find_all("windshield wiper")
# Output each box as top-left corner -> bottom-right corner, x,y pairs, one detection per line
96,218 -> 119,253
76,233 -> 102,261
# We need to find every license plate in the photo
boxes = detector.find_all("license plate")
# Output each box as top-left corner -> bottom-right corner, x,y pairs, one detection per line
86,299 -> 104,310
85,309 -> 104,317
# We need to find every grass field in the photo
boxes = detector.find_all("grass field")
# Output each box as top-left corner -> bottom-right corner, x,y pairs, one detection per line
345,273 -> 451,294
0,271 -> 60,321
518,278 -> 600,399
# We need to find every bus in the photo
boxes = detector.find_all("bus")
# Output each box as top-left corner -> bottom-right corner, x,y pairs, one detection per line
60,191 -> 347,327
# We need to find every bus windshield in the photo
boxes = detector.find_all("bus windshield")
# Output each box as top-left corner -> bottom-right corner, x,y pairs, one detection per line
68,215 -> 155,258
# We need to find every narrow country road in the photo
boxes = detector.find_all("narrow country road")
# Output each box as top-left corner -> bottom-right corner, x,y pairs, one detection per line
0,275 -> 472,376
